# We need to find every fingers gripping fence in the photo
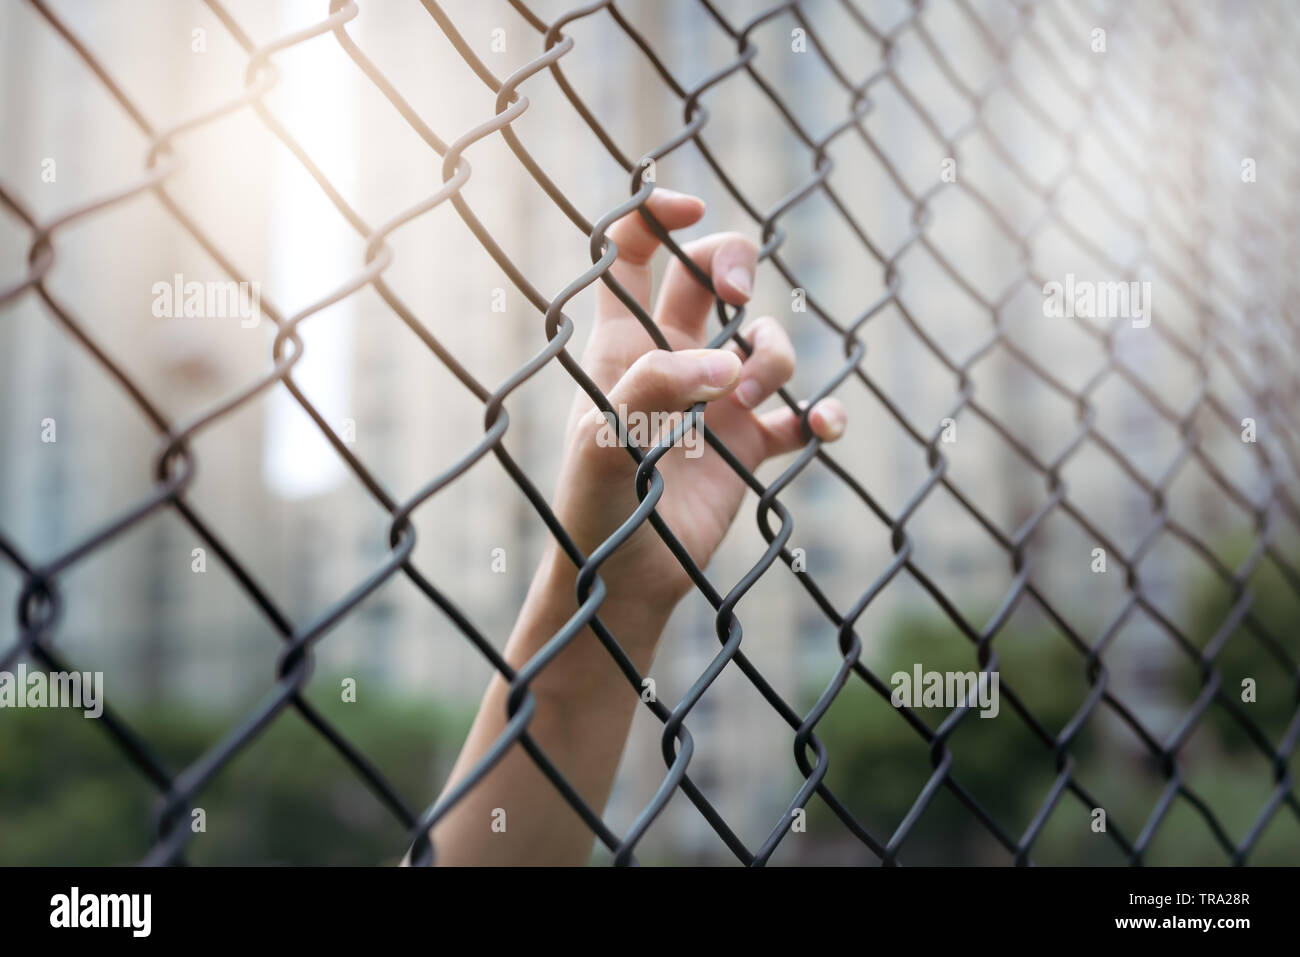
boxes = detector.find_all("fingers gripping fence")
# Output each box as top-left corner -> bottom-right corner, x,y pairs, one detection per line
2,0 -> 1299,865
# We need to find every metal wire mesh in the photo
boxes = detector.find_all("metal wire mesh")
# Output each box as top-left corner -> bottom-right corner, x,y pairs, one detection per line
2,0 -> 1299,866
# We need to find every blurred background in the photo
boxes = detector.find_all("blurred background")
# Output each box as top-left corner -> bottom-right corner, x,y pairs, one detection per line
2,0 -> 1299,865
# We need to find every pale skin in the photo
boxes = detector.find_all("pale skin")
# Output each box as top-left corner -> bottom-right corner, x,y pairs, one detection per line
422,189 -> 846,865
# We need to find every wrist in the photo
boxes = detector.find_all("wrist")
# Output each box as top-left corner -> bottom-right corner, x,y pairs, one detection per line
536,538 -> 674,631
505,541 -> 673,698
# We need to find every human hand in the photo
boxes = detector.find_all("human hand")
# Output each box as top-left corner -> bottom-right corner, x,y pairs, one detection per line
544,188 -> 847,632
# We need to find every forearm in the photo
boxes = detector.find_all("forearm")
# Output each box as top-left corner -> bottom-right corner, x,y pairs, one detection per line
418,190 -> 839,865
428,543 -> 669,865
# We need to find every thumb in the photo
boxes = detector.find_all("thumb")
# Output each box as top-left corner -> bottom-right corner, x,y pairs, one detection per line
578,349 -> 741,471
606,348 -> 742,418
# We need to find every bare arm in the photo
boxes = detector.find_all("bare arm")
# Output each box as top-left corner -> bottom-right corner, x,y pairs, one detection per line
425,190 -> 846,865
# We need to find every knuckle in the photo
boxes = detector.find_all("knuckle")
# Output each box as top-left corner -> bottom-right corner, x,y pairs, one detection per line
772,343 -> 797,381
749,314 -> 783,342
574,406 -> 633,472
577,404 -> 607,432
576,406 -> 613,443
720,231 -> 757,254
751,317 -> 796,379
628,349 -> 675,393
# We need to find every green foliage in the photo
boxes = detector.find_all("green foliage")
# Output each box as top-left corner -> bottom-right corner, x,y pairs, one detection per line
806,612 -> 1096,863
0,679 -> 472,865
4,533 -> 1297,866
803,540 -> 1300,865
1180,533 -> 1300,752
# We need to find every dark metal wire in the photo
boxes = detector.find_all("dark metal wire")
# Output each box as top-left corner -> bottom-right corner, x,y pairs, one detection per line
1,0 -> 1298,866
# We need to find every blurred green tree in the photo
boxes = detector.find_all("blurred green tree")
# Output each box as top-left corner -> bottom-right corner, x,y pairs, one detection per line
0,675 -> 471,865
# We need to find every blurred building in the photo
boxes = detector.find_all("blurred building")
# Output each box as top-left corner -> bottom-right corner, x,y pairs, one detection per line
2,0 -> 1293,864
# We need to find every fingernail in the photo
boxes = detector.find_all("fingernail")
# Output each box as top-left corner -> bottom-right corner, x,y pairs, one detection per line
724,265 -> 753,299
701,351 -> 742,388
734,378 -> 763,409
817,402 -> 847,440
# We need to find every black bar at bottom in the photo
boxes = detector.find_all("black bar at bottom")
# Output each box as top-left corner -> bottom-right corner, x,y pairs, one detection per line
2,865 -> 1283,942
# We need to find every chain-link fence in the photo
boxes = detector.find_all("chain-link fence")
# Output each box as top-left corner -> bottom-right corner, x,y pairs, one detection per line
1,0 -> 1298,866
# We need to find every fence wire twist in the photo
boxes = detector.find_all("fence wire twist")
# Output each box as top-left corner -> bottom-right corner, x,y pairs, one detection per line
2,0 -> 1299,866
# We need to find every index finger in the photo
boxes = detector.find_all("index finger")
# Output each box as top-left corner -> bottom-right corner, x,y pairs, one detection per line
595,189 -> 706,324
